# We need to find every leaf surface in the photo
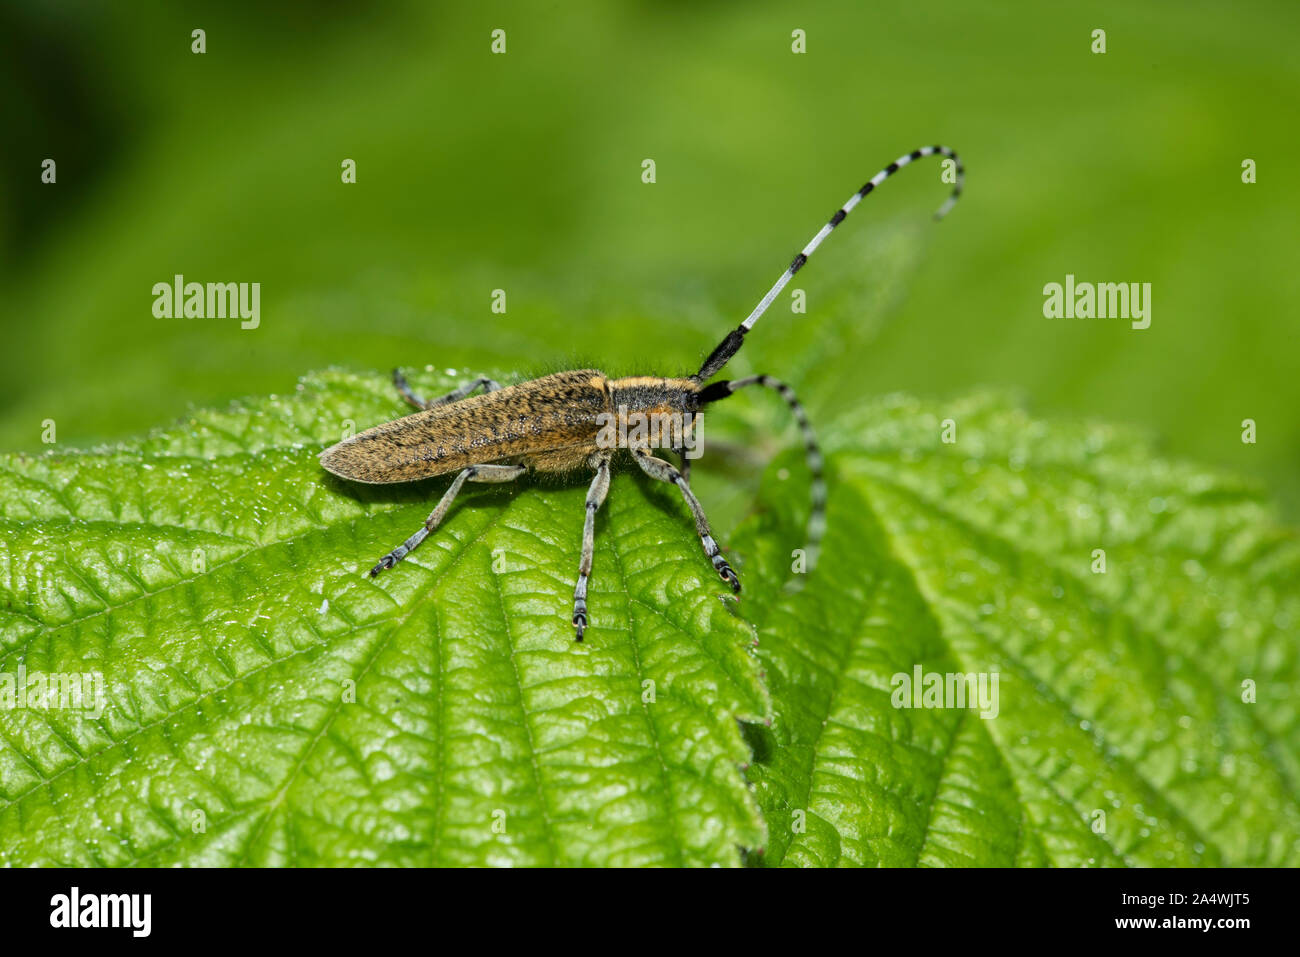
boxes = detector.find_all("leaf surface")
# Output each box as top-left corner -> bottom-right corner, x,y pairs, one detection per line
0,370 -> 768,866
734,393 -> 1300,866
1,376 -> 1296,867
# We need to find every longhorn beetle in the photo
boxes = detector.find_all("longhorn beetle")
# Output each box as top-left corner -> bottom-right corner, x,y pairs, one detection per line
320,145 -> 963,639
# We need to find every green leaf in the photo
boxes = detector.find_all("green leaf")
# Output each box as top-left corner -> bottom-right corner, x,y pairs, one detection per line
2,374 -> 1296,867
0,369 -> 768,866
734,392 -> 1300,867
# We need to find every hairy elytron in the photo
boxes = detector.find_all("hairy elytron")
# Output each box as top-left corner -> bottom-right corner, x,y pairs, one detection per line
320,145 -> 964,639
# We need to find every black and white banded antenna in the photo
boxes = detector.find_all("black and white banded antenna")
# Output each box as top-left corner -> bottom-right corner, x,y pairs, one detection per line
695,144 -> 963,583
693,144 -> 964,382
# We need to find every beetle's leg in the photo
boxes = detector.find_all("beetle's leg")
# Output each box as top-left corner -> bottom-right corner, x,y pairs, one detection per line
571,451 -> 613,641
630,445 -> 739,593
392,369 -> 504,411
369,463 -> 525,576
674,413 -> 702,484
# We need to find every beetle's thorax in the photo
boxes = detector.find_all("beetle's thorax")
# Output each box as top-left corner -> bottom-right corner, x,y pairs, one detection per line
602,376 -> 701,451
607,376 -> 701,415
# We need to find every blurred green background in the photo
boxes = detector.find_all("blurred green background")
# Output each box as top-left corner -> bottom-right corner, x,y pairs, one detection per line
3,1 -> 1297,514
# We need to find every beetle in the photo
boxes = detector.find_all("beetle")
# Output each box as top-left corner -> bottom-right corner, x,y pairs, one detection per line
320,145 -> 963,639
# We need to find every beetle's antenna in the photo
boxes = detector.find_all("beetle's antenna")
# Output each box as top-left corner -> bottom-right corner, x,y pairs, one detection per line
698,374 -> 825,578
694,144 -> 963,382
